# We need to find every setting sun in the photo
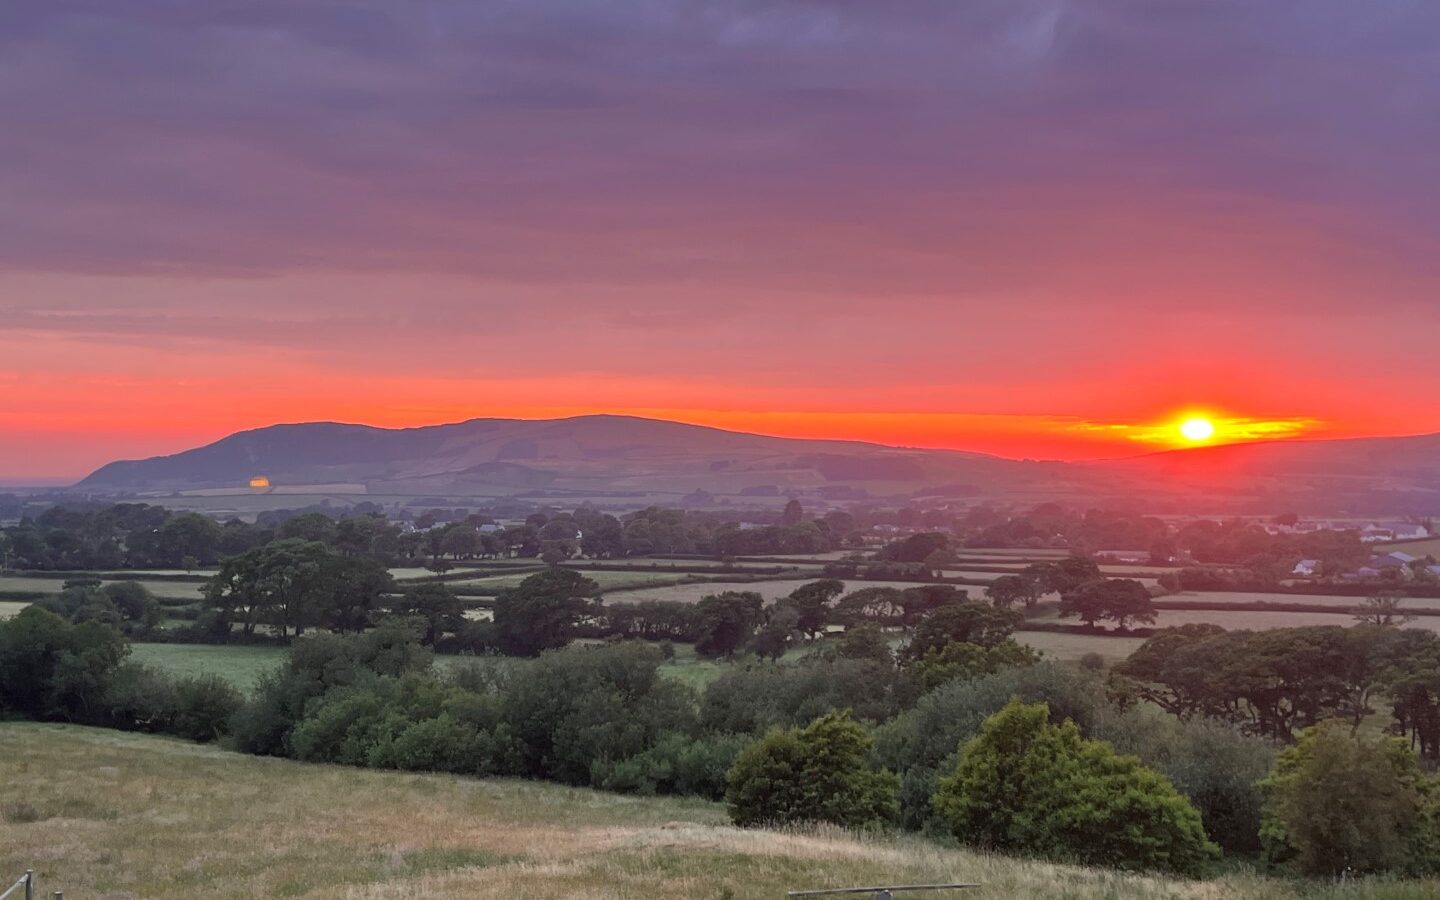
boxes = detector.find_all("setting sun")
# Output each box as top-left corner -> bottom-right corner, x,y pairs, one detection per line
1180,417 -> 1217,442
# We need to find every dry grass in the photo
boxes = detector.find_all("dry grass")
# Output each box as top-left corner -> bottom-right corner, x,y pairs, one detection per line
0,724 -> 1425,899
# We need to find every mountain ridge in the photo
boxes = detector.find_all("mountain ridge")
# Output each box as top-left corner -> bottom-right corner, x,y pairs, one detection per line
74,415 -> 1440,513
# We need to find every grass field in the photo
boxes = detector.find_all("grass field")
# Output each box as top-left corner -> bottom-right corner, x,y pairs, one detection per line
1015,630 -> 1147,662
447,570 -> 697,592
1145,608 -> 1440,633
1167,590 -> 1380,609
0,575 -> 206,601
602,580 -> 958,606
129,641 -> 725,693
128,643 -> 289,691
2,724 -> 1426,899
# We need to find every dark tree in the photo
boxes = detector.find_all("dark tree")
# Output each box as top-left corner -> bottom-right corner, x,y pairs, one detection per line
1059,578 -> 1155,631
491,569 -> 599,657
694,591 -> 765,659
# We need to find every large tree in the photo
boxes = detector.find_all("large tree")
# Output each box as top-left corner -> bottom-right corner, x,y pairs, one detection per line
693,591 -> 765,659
491,569 -> 599,657
1059,578 -> 1155,631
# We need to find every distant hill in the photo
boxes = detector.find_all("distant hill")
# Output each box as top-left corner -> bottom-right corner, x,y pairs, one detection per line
75,415 -> 1083,499
75,417 -> 1440,514
1092,432 -> 1440,515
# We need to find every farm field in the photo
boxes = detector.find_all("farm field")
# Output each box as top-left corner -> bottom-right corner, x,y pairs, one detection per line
0,575 -> 206,601
578,558 -> 817,572
0,723 -> 1408,900
1014,630 -> 1147,662
1143,608 -> 1440,632
0,601 -> 28,620
447,570 -> 696,593
602,579 -> 959,606
128,643 -> 288,691
1164,590 -> 1385,609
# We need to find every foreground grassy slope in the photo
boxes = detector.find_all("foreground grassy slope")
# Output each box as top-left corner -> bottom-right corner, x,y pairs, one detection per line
1,725 -> 1430,899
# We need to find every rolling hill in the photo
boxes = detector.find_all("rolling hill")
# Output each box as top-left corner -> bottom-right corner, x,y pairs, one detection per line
75,415 -> 1083,499
74,416 -> 1440,513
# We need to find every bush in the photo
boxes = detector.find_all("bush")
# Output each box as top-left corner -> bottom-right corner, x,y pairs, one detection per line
0,607 -> 128,722
725,710 -> 898,830
932,700 -> 1218,875
701,658 -> 902,734
591,732 -> 749,800
170,675 -> 243,742
503,642 -> 698,784
1095,710 -> 1274,854
1260,720 -> 1440,876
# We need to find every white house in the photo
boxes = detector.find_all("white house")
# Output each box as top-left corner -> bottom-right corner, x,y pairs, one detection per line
1292,559 -> 1322,577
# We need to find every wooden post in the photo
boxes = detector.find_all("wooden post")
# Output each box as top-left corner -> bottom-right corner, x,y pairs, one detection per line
23,870 -> 32,900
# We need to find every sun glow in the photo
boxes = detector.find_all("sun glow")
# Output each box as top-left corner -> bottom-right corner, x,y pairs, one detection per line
1179,417 -> 1216,442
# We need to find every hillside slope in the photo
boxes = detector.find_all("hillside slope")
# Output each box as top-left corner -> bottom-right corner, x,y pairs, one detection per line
0,723 -> 1384,899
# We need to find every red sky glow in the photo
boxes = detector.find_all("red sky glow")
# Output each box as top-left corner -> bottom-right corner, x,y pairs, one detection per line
3,2 -> 1439,480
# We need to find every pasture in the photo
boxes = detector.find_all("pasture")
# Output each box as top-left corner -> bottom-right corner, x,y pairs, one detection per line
447,570 -> 697,593
1145,608 -> 1440,633
128,643 -> 289,692
1014,630 -> 1146,662
602,579 -> 967,606
0,575 -> 206,601
0,724 -> 1417,899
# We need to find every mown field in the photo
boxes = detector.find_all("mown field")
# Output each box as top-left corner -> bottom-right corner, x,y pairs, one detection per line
1,723 -> 1425,900
127,641 -> 727,692
0,574 -> 208,600
601,579 -> 951,606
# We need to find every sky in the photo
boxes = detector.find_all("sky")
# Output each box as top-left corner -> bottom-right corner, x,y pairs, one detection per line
3,0 -> 1440,480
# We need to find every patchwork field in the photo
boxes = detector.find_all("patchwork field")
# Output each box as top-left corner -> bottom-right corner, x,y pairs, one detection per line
601,580 -> 966,606
1014,630 -> 1147,662
447,570 -> 698,593
1144,608 -> 1440,633
0,724 -> 1421,899
128,643 -> 289,691
0,575 -> 207,601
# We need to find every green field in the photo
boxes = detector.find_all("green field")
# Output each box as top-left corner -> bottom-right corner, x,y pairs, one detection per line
128,643 -> 289,691
1015,630 -> 1147,662
447,570 -> 696,593
0,575 -> 206,601
602,579 -> 953,606
0,723 -> 1419,899
1145,608 -> 1440,633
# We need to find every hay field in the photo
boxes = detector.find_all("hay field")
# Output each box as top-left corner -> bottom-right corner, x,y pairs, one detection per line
602,580 -> 973,606
0,723 -> 1400,900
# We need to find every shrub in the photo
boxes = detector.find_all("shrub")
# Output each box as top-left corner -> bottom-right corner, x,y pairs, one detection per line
1260,720 -> 1440,876
932,700 -> 1218,875
701,658 -> 901,734
725,710 -> 898,830
170,674 -> 243,742
503,642 -> 698,784
0,607 -> 128,721
1095,710 -> 1274,854
592,732 -> 749,800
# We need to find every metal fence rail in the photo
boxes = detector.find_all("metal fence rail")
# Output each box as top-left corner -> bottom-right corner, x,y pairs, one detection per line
0,871 -> 30,900
789,883 -> 980,899
0,870 -> 61,900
